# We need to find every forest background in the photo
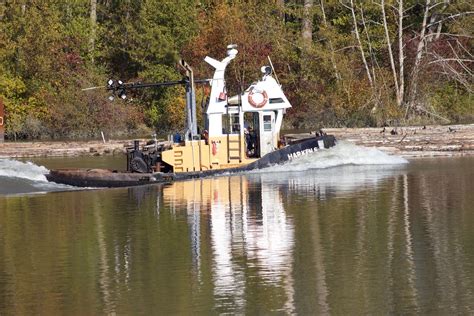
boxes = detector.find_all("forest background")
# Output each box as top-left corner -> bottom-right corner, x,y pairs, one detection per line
0,0 -> 472,140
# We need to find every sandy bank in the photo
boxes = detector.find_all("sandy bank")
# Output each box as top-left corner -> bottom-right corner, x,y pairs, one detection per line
1,124 -> 473,159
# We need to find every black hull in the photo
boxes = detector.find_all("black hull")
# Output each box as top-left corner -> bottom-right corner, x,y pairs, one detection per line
46,135 -> 336,188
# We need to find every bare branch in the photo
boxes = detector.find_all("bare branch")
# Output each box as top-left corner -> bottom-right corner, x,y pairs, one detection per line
427,58 -> 474,65
415,106 -> 451,122
348,0 -> 373,86
320,0 -> 341,80
360,6 -> 378,85
447,41 -> 474,75
424,32 -> 474,40
398,0 -> 405,107
426,11 -> 474,28
455,39 -> 474,58
302,0 -> 314,45
441,63 -> 473,93
428,1 -> 448,11
407,0 -> 431,117
403,5 -> 416,14
338,0 -> 351,11
429,50 -> 473,93
381,0 -> 401,104
335,45 -> 359,52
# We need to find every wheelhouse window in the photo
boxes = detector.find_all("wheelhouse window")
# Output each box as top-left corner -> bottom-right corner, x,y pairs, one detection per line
269,98 -> 284,104
222,113 -> 240,134
263,115 -> 272,132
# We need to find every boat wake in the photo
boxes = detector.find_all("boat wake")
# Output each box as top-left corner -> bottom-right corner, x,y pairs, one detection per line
0,158 -> 76,195
0,158 -> 49,181
254,141 -> 408,173
0,142 -> 407,195
241,142 -> 408,196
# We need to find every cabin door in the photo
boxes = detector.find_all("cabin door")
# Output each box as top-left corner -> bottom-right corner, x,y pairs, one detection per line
259,111 -> 275,156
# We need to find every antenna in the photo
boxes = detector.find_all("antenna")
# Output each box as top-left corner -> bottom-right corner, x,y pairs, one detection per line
267,56 -> 280,86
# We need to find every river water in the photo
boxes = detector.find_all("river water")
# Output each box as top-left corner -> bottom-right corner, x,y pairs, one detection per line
1,143 -> 473,314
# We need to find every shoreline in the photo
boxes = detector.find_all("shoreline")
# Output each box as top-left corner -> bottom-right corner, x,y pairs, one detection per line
1,124 -> 473,159
290,123 -> 474,159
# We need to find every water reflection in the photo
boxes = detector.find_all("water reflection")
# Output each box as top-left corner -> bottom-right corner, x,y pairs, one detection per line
1,159 -> 474,314
155,162 -> 473,314
163,176 -> 297,313
155,165 -> 409,313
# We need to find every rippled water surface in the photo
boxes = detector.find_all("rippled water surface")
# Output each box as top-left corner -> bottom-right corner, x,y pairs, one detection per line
1,146 -> 473,314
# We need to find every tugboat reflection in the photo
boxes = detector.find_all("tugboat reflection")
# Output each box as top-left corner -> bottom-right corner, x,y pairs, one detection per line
150,165 -> 405,313
162,175 -> 295,312
118,165 -> 408,313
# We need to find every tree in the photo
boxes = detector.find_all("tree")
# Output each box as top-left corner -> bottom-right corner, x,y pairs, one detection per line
0,0 -> 472,139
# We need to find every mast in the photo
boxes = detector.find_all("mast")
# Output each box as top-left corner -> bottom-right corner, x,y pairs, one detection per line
179,59 -> 198,140
204,44 -> 238,136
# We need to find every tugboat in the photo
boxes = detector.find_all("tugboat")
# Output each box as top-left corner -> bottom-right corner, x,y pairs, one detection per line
46,45 -> 336,187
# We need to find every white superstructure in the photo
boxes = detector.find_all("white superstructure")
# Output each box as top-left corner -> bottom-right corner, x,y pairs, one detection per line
204,45 -> 292,156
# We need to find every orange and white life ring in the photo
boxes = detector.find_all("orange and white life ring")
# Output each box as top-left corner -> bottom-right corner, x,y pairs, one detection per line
0,116 -> 3,126
248,87 -> 268,108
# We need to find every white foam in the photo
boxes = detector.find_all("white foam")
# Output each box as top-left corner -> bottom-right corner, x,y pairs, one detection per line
254,141 -> 408,173
0,158 -> 49,182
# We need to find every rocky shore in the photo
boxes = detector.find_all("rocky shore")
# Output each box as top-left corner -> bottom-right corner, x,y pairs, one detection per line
1,124 -> 473,159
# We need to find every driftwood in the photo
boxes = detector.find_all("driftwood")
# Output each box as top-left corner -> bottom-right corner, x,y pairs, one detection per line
287,124 -> 474,158
0,139 -> 134,158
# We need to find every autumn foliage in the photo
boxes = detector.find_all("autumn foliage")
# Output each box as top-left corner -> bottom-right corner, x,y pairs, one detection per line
0,0 -> 472,139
